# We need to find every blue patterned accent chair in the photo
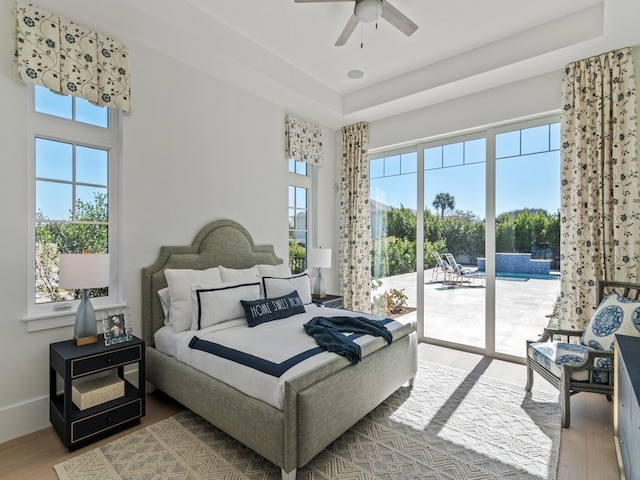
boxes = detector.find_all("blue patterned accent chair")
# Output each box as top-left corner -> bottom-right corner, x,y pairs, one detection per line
526,280 -> 640,427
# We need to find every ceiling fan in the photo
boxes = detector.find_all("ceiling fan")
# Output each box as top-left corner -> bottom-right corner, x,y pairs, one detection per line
295,0 -> 418,46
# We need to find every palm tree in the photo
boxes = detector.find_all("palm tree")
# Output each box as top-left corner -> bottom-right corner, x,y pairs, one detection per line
433,193 -> 455,219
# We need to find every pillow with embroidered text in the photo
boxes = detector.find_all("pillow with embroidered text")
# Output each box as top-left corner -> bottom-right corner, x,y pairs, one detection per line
241,291 -> 306,327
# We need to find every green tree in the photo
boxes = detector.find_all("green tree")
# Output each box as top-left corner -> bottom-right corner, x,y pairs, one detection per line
432,193 -> 455,219
385,206 -> 416,241
371,236 -> 416,277
35,193 -> 109,303
288,240 -> 306,274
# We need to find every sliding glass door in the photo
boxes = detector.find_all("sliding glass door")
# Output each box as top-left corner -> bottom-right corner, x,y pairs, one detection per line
423,136 -> 486,350
493,122 -> 561,357
370,151 -> 418,319
369,116 -> 560,360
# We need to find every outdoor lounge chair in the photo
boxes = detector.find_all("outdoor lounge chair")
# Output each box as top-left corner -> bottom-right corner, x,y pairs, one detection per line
525,280 -> 640,427
431,252 -> 452,282
443,253 -> 485,286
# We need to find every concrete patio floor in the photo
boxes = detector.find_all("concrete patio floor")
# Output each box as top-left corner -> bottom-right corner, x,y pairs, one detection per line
375,268 -> 561,358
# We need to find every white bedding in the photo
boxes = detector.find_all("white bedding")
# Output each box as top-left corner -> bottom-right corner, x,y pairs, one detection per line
154,304 -> 412,409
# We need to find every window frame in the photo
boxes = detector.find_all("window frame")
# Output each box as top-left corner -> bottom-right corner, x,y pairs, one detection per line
368,113 -> 560,359
288,159 -> 313,273
25,85 -> 123,323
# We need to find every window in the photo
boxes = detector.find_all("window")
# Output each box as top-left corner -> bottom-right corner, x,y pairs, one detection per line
369,116 -> 560,360
369,152 -> 418,279
288,159 -> 310,274
29,85 -> 120,315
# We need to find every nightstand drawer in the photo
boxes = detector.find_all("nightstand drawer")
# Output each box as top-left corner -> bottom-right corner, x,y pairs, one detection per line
71,398 -> 142,443
71,344 -> 142,377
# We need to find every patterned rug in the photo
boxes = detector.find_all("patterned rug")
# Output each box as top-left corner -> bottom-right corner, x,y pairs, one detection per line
55,362 -> 561,480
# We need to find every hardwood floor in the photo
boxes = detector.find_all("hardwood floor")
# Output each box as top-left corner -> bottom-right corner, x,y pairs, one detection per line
0,343 -> 620,480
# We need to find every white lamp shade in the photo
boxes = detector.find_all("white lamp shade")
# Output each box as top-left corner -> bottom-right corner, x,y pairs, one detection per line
59,254 -> 110,289
308,248 -> 332,269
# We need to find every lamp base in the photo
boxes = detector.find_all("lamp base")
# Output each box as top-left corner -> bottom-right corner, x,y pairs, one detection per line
73,289 -> 98,346
74,335 -> 98,346
313,268 -> 326,298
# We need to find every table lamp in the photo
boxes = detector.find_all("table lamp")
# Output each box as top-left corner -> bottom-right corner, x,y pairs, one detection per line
308,248 -> 332,298
59,253 -> 110,345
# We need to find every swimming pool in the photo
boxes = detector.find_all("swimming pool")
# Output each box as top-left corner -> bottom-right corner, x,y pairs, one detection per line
495,271 -> 560,281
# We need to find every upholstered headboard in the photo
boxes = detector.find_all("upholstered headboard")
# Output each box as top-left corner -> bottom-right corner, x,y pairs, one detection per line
141,219 -> 283,346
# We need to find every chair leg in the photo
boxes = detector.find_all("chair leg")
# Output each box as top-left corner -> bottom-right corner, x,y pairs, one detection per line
525,363 -> 534,392
560,373 -> 571,428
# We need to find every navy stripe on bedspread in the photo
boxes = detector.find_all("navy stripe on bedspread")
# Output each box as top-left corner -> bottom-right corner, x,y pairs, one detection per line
189,337 -> 324,378
188,318 -> 395,378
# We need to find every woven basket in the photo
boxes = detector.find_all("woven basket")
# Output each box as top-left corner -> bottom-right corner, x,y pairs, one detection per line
72,375 -> 124,410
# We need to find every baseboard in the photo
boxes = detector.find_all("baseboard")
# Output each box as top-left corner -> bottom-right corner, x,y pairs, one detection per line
0,369 -> 140,445
0,395 -> 50,444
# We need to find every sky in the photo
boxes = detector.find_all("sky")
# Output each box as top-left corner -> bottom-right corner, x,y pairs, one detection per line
34,86 -> 109,221
370,123 -> 561,218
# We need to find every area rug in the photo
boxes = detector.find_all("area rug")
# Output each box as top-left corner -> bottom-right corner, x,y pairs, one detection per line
55,362 -> 561,480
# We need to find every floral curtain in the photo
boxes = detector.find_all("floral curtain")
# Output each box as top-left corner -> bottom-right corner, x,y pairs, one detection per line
339,122 -> 371,312
560,47 -> 639,330
14,1 -> 131,113
284,114 -> 324,167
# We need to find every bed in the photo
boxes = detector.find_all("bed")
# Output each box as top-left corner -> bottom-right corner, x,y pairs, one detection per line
141,219 -> 418,479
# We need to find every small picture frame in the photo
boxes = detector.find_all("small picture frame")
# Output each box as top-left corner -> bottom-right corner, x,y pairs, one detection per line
102,308 -> 132,346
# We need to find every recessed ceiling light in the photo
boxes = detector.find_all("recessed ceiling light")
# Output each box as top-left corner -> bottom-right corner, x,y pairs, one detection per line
347,70 -> 364,79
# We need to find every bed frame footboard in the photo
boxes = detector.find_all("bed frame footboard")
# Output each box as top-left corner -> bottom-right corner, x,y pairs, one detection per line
147,330 -> 417,477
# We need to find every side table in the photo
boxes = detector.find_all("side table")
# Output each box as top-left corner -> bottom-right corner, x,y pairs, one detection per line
49,334 -> 145,450
312,294 -> 344,309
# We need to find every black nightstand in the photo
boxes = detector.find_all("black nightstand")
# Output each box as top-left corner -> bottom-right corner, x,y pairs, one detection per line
312,294 -> 344,309
49,334 -> 145,450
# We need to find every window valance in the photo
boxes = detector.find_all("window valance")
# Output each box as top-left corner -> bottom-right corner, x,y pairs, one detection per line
285,114 -> 324,167
14,1 -> 131,113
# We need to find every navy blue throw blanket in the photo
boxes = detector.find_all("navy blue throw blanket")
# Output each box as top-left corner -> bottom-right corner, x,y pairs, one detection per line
303,316 -> 393,364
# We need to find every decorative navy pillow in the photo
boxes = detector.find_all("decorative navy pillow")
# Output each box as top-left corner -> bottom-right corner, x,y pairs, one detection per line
581,292 -> 640,350
241,291 -> 306,327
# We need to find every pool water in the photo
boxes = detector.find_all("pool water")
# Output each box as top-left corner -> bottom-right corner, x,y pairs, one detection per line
495,271 -> 560,281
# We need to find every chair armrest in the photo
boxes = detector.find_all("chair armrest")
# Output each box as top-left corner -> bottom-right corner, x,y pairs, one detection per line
530,328 -> 585,343
562,348 -> 614,379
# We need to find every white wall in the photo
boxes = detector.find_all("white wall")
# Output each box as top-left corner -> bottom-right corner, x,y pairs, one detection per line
367,70 -> 563,150
0,0 -> 337,443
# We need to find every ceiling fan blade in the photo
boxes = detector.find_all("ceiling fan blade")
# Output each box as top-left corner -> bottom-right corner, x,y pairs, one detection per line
335,14 -> 359,46
381,1 -> 418,36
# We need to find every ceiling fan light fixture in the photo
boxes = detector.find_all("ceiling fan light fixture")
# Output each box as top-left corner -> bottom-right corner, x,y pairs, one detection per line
354,0 -> 383,23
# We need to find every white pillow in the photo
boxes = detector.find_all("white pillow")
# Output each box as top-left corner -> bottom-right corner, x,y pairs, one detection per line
219,265 -> 260,284
191,282 -> 261,329
257,263 -> 292,278
262,271 -> 312,305
158,287 -> 172,326
165,267 -> 222,333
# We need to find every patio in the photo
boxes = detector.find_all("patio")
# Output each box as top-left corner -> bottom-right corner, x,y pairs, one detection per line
375,268 -> 561,358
